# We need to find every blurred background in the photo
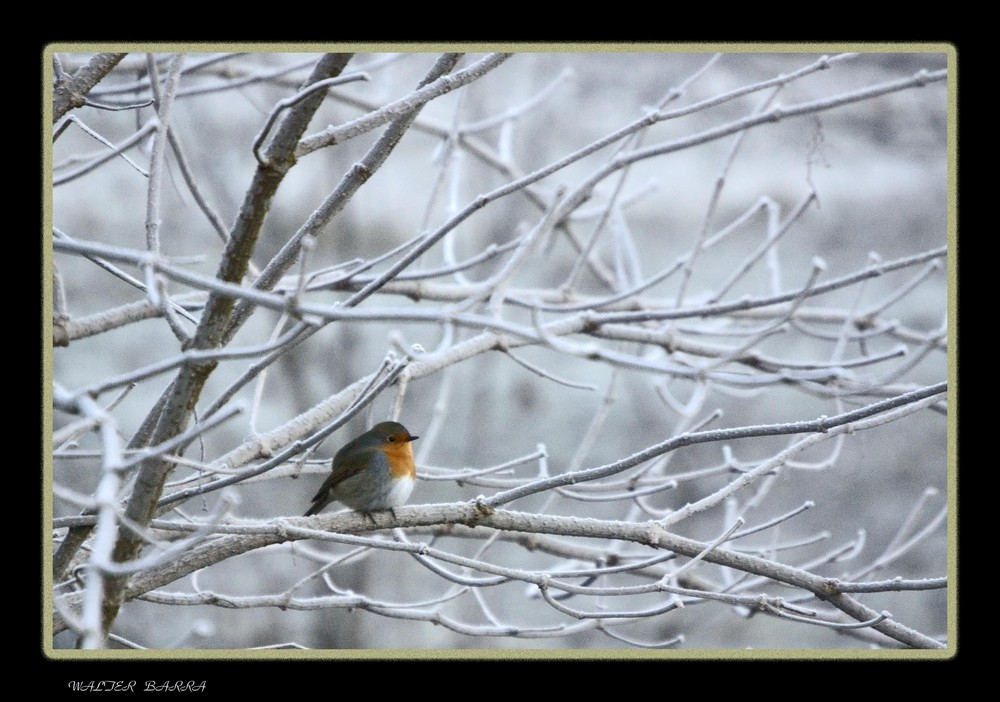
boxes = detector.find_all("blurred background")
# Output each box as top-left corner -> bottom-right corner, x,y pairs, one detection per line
50,50 -> 950,651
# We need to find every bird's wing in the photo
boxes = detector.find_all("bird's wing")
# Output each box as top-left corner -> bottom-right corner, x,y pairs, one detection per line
310,446 -> 381,500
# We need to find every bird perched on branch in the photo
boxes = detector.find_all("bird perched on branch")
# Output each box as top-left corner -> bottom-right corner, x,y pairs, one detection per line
304,421 -> 419,517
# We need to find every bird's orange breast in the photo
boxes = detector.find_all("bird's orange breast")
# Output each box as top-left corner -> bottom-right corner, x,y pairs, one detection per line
378,441 -> 417,480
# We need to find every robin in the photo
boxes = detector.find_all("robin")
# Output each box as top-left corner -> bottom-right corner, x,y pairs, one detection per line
304,421 -> 419,517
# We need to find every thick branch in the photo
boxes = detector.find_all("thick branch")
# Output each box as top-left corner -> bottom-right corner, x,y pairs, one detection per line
53,505 -> 944,649
52,53 -> 128,122
96,54 -> 354,637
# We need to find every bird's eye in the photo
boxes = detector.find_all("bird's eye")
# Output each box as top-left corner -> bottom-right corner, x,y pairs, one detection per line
388,436 -> 396,442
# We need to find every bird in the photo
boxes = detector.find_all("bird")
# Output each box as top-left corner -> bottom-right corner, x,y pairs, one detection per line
304,421 -> 419,517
